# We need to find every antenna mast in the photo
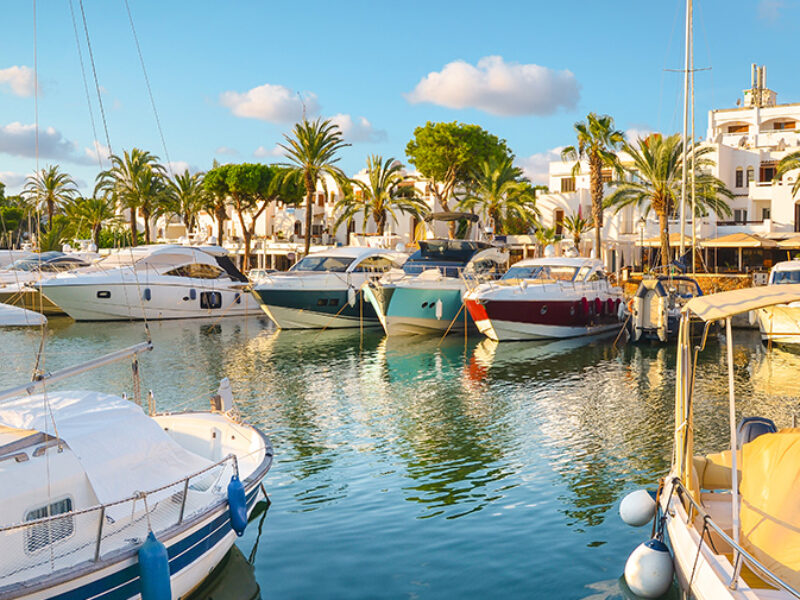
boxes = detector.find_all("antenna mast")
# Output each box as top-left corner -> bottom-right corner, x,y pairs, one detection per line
679,0 -> 692,264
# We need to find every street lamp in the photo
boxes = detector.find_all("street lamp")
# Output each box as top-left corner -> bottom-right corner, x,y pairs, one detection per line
638,217 -> 647,272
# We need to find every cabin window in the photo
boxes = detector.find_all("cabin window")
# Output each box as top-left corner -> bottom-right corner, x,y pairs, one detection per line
735,168 -> 743,188
200,291 -> 222,309
164,263 -> 223,279
353,256 -> 396,273
25,498 -> 74,553
96,290 -> 111,299
560,177 -> 575,193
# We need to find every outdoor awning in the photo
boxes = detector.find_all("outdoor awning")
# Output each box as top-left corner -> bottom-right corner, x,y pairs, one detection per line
684,283 -> 800,321
776,235 -> 800,249
700,232 -> 777,248
637,233 -> 687,247
424,212 -> 479,223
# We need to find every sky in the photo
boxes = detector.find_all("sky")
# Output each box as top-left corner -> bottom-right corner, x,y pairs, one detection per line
1,0 -> 799,195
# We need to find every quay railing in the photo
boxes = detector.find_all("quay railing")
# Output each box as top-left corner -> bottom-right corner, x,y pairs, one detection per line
0,453 -> 238,586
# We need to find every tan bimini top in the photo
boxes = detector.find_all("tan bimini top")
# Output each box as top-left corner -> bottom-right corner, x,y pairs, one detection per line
683,283 -> 800,322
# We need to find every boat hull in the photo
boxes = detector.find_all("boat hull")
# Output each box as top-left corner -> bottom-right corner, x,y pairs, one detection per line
465,297 -> 622,341
254,288 -> 380,329
40,282 -> 260,321
757,303 -> 800,344
364,283 -> 469,336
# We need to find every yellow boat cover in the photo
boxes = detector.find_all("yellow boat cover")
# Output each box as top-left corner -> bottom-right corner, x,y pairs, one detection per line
740,430 -> 800,588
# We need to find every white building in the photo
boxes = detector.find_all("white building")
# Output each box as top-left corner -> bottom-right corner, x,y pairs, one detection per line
535,64 -> 800,272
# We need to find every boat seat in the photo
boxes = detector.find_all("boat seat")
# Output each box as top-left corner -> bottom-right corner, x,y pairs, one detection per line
740,430 -> 800,592
693,450 -> 740,491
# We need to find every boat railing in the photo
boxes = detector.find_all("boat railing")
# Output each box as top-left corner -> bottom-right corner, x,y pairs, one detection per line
670,477 -> 800,598
0,453 -> 238,584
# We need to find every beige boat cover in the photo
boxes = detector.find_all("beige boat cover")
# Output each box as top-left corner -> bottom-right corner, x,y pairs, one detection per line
740,430 -> 800,589
684,284 -> 800,321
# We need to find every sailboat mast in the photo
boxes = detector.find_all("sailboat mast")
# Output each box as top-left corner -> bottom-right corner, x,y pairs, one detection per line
679,0 -> 691,262
690,1 -> 696,274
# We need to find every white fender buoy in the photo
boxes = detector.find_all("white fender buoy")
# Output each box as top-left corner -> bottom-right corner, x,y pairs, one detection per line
624,539 -> 674,598
620,489 -> 657,527
435,299 -> 443,320
347,287 -> 356,307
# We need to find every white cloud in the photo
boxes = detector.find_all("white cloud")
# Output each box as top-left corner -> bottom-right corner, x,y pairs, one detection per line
0,66 -> 35,97
220,83 -> 320,123
254,145 -> 284,158
215,146 -> 239,156
624,127 -> 654,143
166,161 -> 200,175
406,56 -> 580,116
0,122 -> 95,164
83,140 -> 111,165
330,113 -> 386,143
517,146 -> 565,185
759,0 -> 783,21
0,171 -> 28,193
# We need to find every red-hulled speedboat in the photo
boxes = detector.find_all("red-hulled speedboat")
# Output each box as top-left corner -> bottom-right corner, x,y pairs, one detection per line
463,257 -> 624,341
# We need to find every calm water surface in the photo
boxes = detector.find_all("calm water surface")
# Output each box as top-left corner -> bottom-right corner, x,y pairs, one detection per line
2,316 -> 799,599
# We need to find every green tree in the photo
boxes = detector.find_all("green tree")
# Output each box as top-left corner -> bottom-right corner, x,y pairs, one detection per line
225,163 -> 275,271
775,150 -> 800,198
279,117 -> 350,255
534,225 -> 558,255
65,196 -> 120,248
605,133 -> 733,267
96,148 -> 168,245
23,165 -> 79,230
166,169 -> 207,233
334,155 -> 429,238
559,212 -> 594,251
560,113 -> 625,260
202,164 -> 230,244
406,121 -> 512,238
457,156 -> 539,235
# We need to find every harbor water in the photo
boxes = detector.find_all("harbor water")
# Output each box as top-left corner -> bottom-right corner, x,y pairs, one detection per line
2,316 -> 798,599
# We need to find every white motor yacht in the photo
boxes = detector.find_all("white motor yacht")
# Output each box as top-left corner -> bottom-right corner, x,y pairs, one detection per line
0,342 -> 272,600
252,246 -> 407,329
464,257 -> 623,341
0,302 -> 47,327
620,284 -> 800,599
754,258 -> 800,344
39,245 -> 260,321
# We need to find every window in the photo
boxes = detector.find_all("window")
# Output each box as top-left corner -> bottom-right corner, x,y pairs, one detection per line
316,192 -> 325,207
560,177 -> 576,193
734,209 -> 748,223
311,224 -> 324,236
353,256 -> 397,273
774,121 -> 796,130
727,124 -> 748,134
762,207 -> 771,220
760,161 -> 777,183
164,263 -> 224,279
601,169 -> 613,183
735,168 -> 744,188
200,291 -> 222,309
501,265 -> 578,283
746,167 -> 755,187
25,498 -> 74,553
290,256 -> 355,272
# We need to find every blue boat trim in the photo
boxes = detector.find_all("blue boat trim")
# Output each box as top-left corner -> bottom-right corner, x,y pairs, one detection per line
255,288 -> 380,322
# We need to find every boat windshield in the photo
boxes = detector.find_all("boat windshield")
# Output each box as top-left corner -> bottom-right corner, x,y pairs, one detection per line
772,270 -> 800,285
3,252 -> 65,272
290,256 -> 354,272
501,265 -> 578,283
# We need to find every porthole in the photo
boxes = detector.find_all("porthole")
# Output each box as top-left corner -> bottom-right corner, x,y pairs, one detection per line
540,305 -> 548,315
96,290 -> 110,299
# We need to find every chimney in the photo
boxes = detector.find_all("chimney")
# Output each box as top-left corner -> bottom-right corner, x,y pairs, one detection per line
752,63 -> 758,88
761,65 -> 767,89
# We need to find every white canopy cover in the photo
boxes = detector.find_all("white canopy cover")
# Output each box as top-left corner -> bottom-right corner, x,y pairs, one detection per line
684,283 -> 800,322
0,391 -> 211,505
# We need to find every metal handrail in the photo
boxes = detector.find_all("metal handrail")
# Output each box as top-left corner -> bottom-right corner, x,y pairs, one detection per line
0,453 -> 236,535
670,477 -> 800,598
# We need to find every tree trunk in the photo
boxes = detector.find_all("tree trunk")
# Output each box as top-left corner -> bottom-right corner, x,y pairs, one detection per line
376,211 -> 386,236
215,205 -> 226,245
658,210 -> 671,267
142,208 -> 151,244
47,199 -> 55,232
129,207 -> 138,247
304,172 -> 314,256
590,153 -> 604,263
93,223 -> 101,249
489,208 -> 501,236
236,210 -> 252,272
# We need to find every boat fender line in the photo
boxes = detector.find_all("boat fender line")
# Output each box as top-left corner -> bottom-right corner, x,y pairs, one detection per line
624,538 -> 673,598
619,489 -> 657,527
347,287 -> 356,307
606,298 -> 615,316
138,531 -> 171,600
228,474 -> 248,536
594,297 -> 603,316
617,299 -> 626,321
580,297 -> 589,315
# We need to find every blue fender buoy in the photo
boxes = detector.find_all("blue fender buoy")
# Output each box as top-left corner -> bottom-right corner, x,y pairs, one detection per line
138,531 -> 171,600
228,474 -> 247,536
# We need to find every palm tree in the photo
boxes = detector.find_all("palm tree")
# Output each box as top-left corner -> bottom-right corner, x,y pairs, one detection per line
96,149 -> 167,245
775,150 -> 800,198
23,165 -> 79,230
605,133 -> 733,268
560,212 -> 594,252
534,225 -> 558,256
458,156 -> 539,235
166,169 -> 206,233
279,118 -> 350,255
561,113 -> 625,260
334,155 -> 429,238
65,196 -> 120,248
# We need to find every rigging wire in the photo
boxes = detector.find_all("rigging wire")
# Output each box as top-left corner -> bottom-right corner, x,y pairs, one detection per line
657,0 -> 684,133
68,0 -> 103,169
77,0 -> 112,157
123,0 -> 172,175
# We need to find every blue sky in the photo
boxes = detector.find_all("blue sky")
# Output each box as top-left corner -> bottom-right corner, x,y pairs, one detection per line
1,0 -> 798,194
